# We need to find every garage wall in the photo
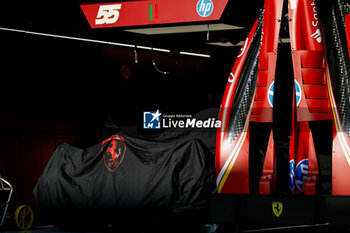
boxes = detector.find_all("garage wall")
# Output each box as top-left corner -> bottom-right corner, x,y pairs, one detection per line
0,114 -> 100,213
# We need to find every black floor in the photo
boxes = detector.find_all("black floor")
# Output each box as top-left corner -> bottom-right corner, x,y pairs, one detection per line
1,224 -> 350,233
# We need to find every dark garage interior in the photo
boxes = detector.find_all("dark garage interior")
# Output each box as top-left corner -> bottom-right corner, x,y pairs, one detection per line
0,0 -> 261,217
0,0 -> 344,232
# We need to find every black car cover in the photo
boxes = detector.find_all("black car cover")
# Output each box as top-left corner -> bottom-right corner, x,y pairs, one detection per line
33,109 -> 217,231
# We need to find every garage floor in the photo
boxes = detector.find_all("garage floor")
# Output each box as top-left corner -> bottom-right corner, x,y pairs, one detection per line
1,224 -> 349,233
1,225 -> 94,233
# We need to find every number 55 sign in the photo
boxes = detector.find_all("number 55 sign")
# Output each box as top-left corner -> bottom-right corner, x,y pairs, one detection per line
81,0 -> 228,29
95,4 -> 122,25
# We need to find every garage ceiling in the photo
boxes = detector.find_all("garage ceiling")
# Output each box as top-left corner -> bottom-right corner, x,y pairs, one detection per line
0,0 -> 265,55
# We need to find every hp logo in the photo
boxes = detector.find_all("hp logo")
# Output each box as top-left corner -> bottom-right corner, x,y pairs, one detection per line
295,159 -> 308,192
196,0 -> 214,17
267,81 -> 275,107
294,80 -> 302,106
289,160 -> 295,191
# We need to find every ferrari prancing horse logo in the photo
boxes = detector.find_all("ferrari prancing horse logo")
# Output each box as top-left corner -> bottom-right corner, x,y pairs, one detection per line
102,135 -> 126,172
272,202 -> 283,217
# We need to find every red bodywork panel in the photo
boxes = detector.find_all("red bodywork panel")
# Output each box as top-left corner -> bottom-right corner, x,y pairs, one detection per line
296,122 -> 318,195
329,13 -> 350,194
289,0 -> 350,195
216,21 -> 258,194
217,0 -> 350,195
251,0 -> 283,123
259,130 -> 277,194
255,0 -> 284,195
287,0 -> 329,194
81,0 -> 228,29
216,0 -> 283,194
346,14 -> 350,61
288,0 -> 332,122
325,57 -> 350,195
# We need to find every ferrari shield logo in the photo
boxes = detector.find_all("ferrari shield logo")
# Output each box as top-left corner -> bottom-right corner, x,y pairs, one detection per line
272,202 -> 283,217
102,135 -> 126,172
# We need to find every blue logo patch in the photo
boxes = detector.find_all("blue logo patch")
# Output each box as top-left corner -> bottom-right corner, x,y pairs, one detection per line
295,159 -> 308,192
143,110 -> 162,129
267,81 -> 275,107
196,0 -> 214,17
289,160 -> 295,191
295,80 -> 302,106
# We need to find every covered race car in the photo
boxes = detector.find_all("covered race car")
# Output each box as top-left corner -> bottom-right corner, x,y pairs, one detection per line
34,109 -> 217,232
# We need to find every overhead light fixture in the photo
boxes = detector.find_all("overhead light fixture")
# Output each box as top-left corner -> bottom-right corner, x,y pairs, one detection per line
179,51 -> 211,58
0,26 -> 136,48
0,26 -> 211,58
135,45 -> 171,53
207,42 -> 235,47
125,23 -> 243,35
